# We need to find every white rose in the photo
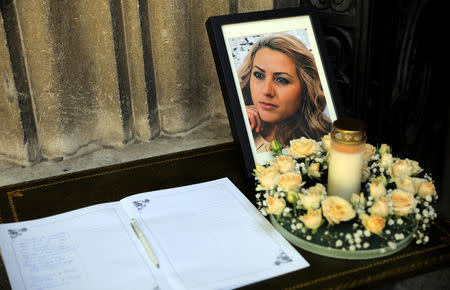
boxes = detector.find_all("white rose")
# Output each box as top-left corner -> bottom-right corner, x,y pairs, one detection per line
417,181 -> 435,198
350,192 -> 366,208
301,192 -> 322,210
307,163 -> 321,178
379,152 -> 394,169
322,196 -> 356,224
258,167 -> 280,188
254,164 -> 266,177
391,159 -> 423,178
369,182 -> 386,199
266,196 -> 286,215
370,174 -> 388,187
361,165 -> 370,182
389,189 -> 417,216
278,172 -> 304,191
321,134 -> 331,152
379,144 -> 391,155
307,183 -> 326,195
360,214 -> 386,235
300,209 -> 323,231
302,184 -> 327,210
273,155 -> 295,174
369,197 -> 389,217
394,176 -> 423,195
287,137 -> 321,158
364,144 -> 377,162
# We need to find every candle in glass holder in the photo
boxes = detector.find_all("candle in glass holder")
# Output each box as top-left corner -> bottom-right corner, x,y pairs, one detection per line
327,118 -> 367,201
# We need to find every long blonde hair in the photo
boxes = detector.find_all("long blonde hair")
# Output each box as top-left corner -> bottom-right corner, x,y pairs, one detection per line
238,33 -> 331,144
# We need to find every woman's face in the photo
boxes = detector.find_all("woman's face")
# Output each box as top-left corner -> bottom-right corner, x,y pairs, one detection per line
250,48 -> 302,124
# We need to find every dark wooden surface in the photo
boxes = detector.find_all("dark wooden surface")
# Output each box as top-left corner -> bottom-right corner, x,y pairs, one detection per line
1,142 -> 449,289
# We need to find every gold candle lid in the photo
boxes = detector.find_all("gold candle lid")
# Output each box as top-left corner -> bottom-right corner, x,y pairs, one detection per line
331,117 -> 367,145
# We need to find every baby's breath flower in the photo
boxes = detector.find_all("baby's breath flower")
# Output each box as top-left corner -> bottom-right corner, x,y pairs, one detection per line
388,241 -> 397,250
394,233 -> 405,240
255,141 -> 438,248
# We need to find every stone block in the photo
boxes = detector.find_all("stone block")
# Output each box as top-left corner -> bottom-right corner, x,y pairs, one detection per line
0,11 -> 28,165
147,0 -> 230,134
14,0 -> 124,159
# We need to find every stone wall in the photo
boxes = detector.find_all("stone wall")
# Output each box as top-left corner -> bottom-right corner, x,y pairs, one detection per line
0,0 -> 272,185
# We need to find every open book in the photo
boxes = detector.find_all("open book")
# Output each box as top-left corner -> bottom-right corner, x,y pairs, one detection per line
0,178 -> 308,290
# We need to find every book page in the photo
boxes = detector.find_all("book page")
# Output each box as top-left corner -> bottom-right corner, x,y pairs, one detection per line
121,178 -> 309,290
0,203 -> 160,290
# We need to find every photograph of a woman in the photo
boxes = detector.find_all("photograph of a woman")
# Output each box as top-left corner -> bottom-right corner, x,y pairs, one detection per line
235,33 -> 332,153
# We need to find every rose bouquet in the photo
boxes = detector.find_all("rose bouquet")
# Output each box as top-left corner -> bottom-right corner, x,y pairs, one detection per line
254,135 -> 438,254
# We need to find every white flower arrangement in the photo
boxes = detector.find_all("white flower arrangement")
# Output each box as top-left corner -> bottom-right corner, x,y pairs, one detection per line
255,135 -> 438,252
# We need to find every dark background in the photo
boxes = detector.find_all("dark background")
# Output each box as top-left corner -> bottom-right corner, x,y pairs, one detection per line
276,0 -> 449,218
288,1 -> 449,288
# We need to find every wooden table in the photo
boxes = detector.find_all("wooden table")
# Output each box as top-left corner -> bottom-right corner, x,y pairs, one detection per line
1,142 -> 449,289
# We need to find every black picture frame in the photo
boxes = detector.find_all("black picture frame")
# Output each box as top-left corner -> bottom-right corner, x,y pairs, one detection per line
206,7 -> 342,179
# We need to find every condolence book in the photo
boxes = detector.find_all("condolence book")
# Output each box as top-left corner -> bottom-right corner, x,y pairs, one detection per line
0,178 -> 308,290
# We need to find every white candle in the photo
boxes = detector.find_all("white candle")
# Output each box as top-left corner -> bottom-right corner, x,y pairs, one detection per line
327,118 -> 367,201
327,143 -> 365,200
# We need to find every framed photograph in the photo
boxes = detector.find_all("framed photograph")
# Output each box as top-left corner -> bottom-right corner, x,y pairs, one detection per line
206,7 -> 341,178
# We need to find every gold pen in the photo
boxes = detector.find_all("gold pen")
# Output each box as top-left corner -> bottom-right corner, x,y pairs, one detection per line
130,218 -> 160,268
